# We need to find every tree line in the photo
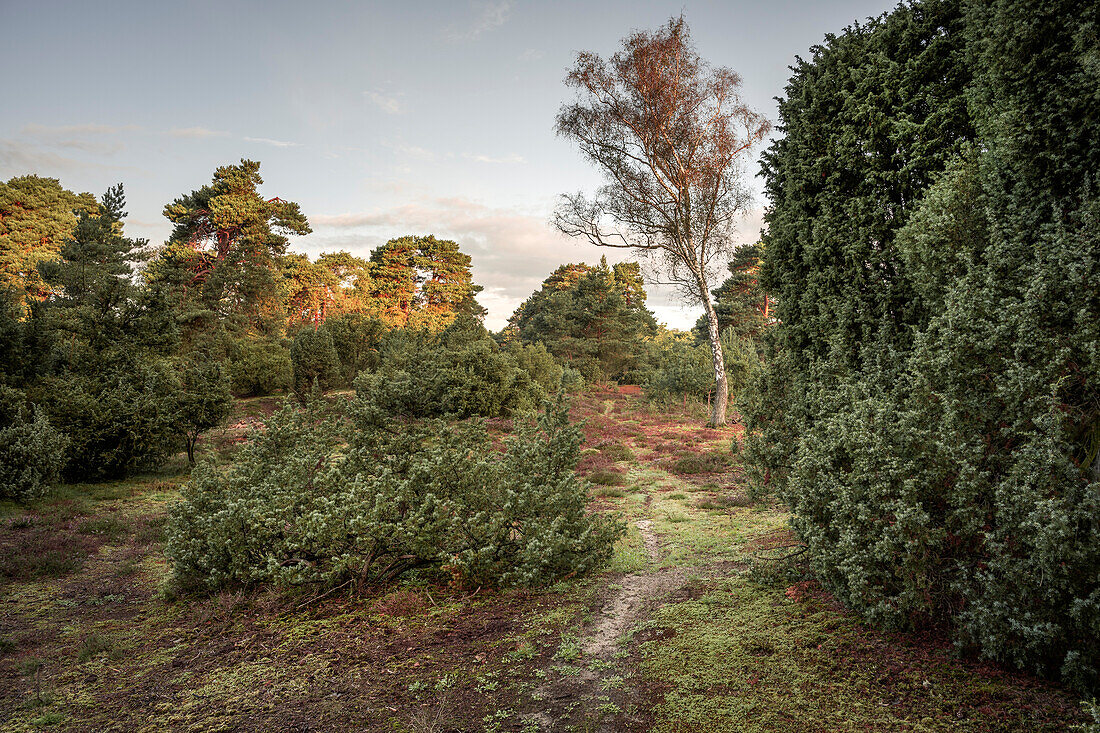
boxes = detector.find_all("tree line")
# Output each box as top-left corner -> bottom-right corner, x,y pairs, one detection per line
0,158 -> 768,500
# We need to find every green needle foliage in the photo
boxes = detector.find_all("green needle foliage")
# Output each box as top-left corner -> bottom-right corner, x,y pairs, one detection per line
165,393 -> 624,591
290,325 -> 340,397
742,0 -> 1100,692
0,386 -> 68,502
357,314 -> 562,418
506,258 -> 656,383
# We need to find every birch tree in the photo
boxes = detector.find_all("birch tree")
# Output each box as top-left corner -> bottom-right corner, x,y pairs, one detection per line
553,17 -> 769,425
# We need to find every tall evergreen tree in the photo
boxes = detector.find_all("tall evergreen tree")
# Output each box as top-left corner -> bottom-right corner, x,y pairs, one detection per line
155,159 -> 311,332
40,184 -> 174,360
508,258 -> 656,382
0,175 -> 97,305
33,185 -> 180,480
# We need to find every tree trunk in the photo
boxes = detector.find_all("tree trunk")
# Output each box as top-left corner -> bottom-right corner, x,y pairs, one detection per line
703,295 -> 728,426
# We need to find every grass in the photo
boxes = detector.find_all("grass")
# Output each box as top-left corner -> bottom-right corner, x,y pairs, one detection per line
697,494 -> 753,511
0,386 -> 1086,732
639,578 -> 1077,732
587,469 -> 627,486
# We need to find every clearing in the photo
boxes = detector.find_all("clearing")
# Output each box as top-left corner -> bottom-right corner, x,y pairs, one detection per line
0,389 -> 1086,731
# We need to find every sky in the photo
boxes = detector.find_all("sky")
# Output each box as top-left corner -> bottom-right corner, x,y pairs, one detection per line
1,0 -> 895,330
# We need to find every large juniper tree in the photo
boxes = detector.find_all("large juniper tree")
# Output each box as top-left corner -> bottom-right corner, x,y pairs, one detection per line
742,0 -> 1100,692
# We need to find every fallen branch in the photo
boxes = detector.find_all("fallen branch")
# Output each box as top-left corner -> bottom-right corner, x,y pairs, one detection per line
294,579 -> 353,610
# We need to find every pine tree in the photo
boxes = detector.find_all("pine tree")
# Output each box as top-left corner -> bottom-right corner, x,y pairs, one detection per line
0,175 -> 97,305
156,160 -> 311,331
508,258 -> 656,382
692,242 -> 770,343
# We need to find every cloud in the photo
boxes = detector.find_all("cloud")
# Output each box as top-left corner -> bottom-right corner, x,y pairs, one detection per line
518,48 -> 544,62
365,90 -> 403,115
45,139 -> 124,154
446,0 -> 512,42
462,152 -> 526,164
168,127 -> 230,138
0,140 -> 86,175
16,124 -> 136,156
390,143 -> 435,161
0,139 -> 140,177
243,136 -> 301,148
21,123 -> 141,137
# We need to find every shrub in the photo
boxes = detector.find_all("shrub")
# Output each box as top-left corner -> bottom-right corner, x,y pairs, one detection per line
325,312 -> 385,385
0,391 -> 68,502
598,442 -> 635,462
356,315 -> 556,418
37,360 -> 178,481
666,451 -> 731,475
642,329 -> 757,406
165,394 -> 625,591
173,358 -> 233,465
229,337 -> 291,396
741,0 -> 1100,692
587,469 -> 627,486
290,326 -> 340,396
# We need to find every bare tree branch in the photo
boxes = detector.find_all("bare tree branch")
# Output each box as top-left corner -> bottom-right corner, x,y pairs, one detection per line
553,16 -> 770,425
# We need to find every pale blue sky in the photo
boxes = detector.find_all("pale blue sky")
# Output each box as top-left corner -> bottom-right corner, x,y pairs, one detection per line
2,0 -> 894,329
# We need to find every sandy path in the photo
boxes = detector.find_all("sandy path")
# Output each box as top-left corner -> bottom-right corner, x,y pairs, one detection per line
527,517 -> 686,731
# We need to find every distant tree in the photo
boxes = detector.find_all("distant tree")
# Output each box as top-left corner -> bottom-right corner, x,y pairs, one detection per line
39,184 -> 170,357
366,235 -> 484,329
553,17 -> 770,425
508,258 -> 656,382
282,253 -> 340,329
0,175 -> 97,305
156,160 -> 311,331
692,242 -> 770,343
316,251 -> 372,316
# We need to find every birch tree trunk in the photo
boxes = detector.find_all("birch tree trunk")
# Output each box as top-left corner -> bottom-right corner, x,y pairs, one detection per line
702,292 -> 727,426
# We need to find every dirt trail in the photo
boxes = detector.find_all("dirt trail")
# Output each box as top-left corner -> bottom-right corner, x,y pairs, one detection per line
528,518 -> 686,731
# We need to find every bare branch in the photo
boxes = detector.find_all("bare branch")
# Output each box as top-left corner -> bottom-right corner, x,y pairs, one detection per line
553,17 -> 768,425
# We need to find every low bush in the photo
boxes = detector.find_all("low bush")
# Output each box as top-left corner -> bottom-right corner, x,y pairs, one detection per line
356,315 -> 562,418
587,469 -> 627,486
598,442 -> 635,462
228,337 -> 292,397
642,329 -> 758,407
165,393 -> 624,591
666,451 -> 732,475
0,387 -> 69,502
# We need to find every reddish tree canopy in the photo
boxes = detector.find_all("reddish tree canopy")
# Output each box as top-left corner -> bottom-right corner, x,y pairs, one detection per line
553,17 -> 770,425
